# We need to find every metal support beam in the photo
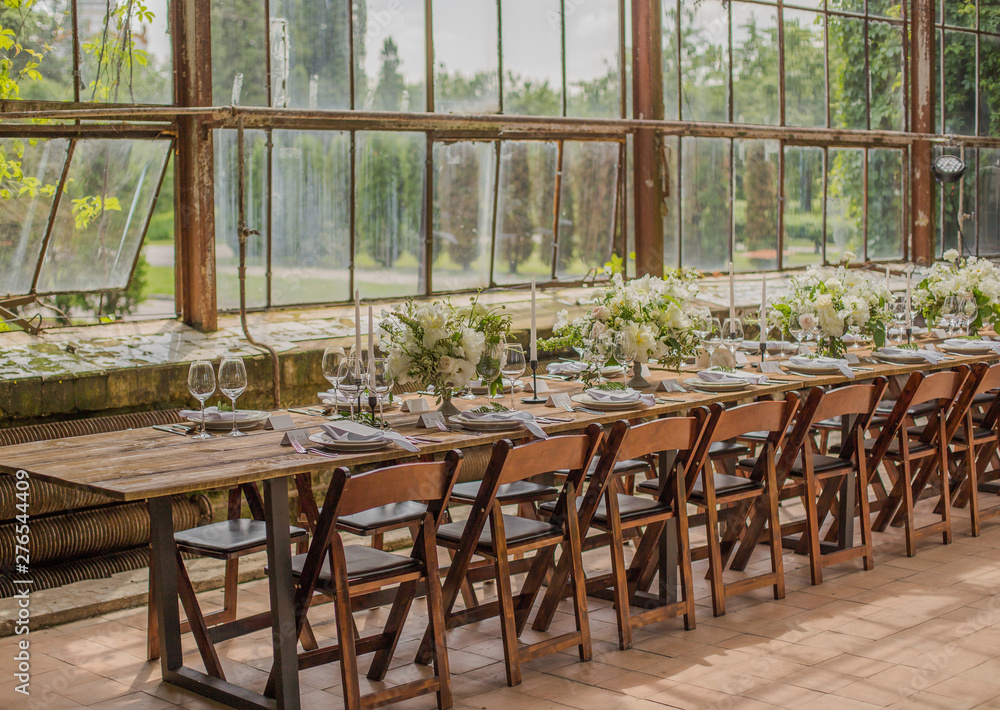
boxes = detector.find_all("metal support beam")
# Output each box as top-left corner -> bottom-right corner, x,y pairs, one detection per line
631,0 -> 665,278
910,0 -> 936,265
172,0 -> 218,331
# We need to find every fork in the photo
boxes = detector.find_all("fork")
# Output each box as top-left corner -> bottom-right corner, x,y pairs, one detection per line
290,439 -> 339,458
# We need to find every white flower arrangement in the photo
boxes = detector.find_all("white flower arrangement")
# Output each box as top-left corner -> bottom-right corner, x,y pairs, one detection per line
914,253 -> 1000,332
770,266 -> 893,357
540,271 -> 702,370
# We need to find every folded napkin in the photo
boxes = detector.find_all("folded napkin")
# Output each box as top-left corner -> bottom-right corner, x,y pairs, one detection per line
459,410 -> 548,439
546,361 -> 590,375
742,340 -> 798,354
319,390 -> 390,404
788,356 -> 855,379
879,347 -> 947,364
320,421 -> 418,452
584,388 -> 656,407
180,407 -> 255,422
944,339 -> 1000,354
697,370 -> 770,385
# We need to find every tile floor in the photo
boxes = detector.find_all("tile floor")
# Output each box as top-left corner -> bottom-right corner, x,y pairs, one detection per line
5,501 -> 1000,710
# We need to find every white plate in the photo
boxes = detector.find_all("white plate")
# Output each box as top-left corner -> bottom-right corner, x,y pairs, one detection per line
308,432 -> 393,452
320,397 -> 399,412
683,377 -> 750,393
874,350 -> 928,365
570,393 -> 647,411
739,341 -> 799,355
186,410 -> 269,431
471,379 -> 523,395
450,415 -> 523,432
780,360 -> 844,375
940,341 -> 993,355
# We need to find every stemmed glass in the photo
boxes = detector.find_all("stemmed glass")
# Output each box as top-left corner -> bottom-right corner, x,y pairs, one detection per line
942,295 -> 959,337
478,341 -> 503,399
338,357 -> 366,420
958,294 -> 976,337
892,299 -> 909,345
700,317 -> 723,365
322,347 -> 341,406
500,343 -> 527,410
218,356 -> 248,437
584,338 -> 610,384
722,318 -> 744,357
612,331 -> 637,386
789,317 -> 807,347
369,358 -> 393,427
187,361 -> 216,440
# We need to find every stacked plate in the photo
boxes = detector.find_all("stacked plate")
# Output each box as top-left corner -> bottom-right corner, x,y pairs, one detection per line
571,388 -> 651,410
184,409 -> 269,431
308,424 -> 394,452
449,410 -> 535,431
874,348 -> 931,365
739,340 -> 799,355
940,339 -> 996,355
684,374 -> 750,393
781,357 -> 848,375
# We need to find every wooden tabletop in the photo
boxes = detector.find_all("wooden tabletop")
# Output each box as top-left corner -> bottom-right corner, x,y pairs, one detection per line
2,341 -> 995,502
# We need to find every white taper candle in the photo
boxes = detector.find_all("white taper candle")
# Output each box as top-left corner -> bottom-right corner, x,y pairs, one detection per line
530,278 -> 538,362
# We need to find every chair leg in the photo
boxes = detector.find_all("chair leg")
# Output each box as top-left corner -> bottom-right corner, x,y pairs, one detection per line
492,550 -> 523,687
900,459 -> 917,557
857,464 -> 875,571
967,442 -> 982,537
332,546 -> 363,709
222,557 -> 240,623
938,439 -> 953,546
175,550 -> 226,681
674,510 -> 697,631
608,517 -> 633,650
564,495 -> 592,663
367,580 -> 417,681
803,471 -> 824,586
423,541 -> 453,710
764,462 -> 786,601
704,502 -> 726,617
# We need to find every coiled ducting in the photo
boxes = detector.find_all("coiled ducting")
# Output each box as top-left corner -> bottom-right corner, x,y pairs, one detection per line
0,547 -> 156,598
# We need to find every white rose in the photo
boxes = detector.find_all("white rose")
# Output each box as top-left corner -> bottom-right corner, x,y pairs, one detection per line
815,293 -> 833,310
798,313 -> 818,331
438,355 -> 457,375
944,248 -> 959,263
592,306 -> 611,321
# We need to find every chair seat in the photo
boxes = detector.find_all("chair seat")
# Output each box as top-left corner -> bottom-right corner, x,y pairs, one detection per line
538,494 -> 671,525
290,545 -> 421,589
953,427 -> 996,443
337,501 -> 428,535
553,458 -> 652,479
737,454 -> 851,476
973,392 -> 997,406
877,400 -> 936,418
863,437 -> 933,456
437,515 -> 562,554
709,440 -> 750,458
691,472 -> 762,499
739,427 -> 794,443
812,416 -> 842,431
174,519 -> 306,557
450,479 -> 557,505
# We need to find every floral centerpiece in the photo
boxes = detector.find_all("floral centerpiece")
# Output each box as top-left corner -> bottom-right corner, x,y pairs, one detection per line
769,266 -> 893,358
454,293 -> 512,394
914,250 -> 1000,333
540,271 -> 702,376
377,300 -> 486,416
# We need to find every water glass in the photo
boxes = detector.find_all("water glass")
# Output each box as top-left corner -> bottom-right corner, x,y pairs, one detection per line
187,360 -> 216,440
338,357 -> 366,420
478,342 -> 503,399
700,317 -> 723,362
369,358 -> 393,427
942,295 -> 959,337
722,318 -> 744,354
218,356 -> 248,437
612,331 -> 637,385
892,299 -> 909,344
500,343 -> 527,410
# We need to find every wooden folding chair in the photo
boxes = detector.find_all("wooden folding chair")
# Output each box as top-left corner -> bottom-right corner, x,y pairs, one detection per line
685,394 -> 799,617
532,411 -> 708,649
414,425 -> 603,687
271,451 -> 463,710
869,367 -> 970,557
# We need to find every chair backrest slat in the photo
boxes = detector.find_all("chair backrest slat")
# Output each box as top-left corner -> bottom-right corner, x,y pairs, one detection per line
615,415 -> 703,463
495,429 -> 602,486
336,454 -> 463,516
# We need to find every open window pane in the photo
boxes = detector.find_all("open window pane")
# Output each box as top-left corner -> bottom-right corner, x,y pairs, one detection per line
680,137 -> 731,272
36,140 -> 170,294
501,0 -> 563,116
663,5 -> 680,120
565,0 -> 622,118
432,141 -> 496,292
215,129 -> 268,310
979,148 -> 1000,255
270,0 -> 351,110
867,148 -> 903,259
271,131 -> 352,306
829,15 -> 867,130
6,1 -> 75,102
493,141 -> 557,284
433,0 -> 500,114
732,3 -> 779,125
556,141 -> 620,279
212,0 -> 268,106
734,140 -> 779,271
356,131 -> 426,298
784,146 -> 825,267
826,147 -> 863,261
981,35 -> 1000,137
784,10 -> 826,127
681,0 -> 729,123
355,0 -> 426,112
0,139 -> 70,296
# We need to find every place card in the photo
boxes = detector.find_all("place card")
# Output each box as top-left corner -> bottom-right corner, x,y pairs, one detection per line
264,413 -> 295,431
280,429 -> 313,448
640,363 -> 652,378
760,361 -> 782,374
932,328 -> 949,339
695,351 -> 711,369
657,379 -> 687,393
797,345 -> 812,356
734,351 -> 750,366
844,353 -> 861,365
524,379 -> 550,394
712,349 -> 736,368
418,412 -> 447,430
546,392 -> 574,411
401,398 -> 430,413
925,343 -> 939,352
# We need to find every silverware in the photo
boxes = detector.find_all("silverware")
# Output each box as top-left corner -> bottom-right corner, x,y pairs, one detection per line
290,439 -> 340,458
153,424 -> 194,436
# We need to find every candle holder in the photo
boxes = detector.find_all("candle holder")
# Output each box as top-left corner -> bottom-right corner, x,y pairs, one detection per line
906,326 -> 912,346
521,360 -> 548,405
759,341 -> 768,363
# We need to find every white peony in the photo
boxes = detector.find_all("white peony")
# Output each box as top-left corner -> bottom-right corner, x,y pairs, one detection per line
451,359 -> 476,389
798,313 -> 818,331
944,249 -> 960,263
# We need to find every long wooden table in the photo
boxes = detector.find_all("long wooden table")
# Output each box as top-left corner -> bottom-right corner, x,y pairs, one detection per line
1,342 -> 995,710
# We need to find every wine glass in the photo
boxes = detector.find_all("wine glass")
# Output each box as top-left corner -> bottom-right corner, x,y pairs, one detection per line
218,356 -> 248,438
892,299 -> 909,345
612,331 -> 637,386
701,317 -> 723,365
958,294 -> 976,337
789,316 -> 807,347
584,338 -> 610,384
722,318 -> 744,356
941,295 -> 959,337
187,360 -> 216,440
477,341 -> 503,399
338,357 -> 365,420
322,347 -> 341,405
500,343 -> 527,410
370,358 -> 393,427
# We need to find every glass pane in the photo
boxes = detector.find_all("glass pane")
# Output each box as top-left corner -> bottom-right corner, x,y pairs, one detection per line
270,0 -> 351,110
271,131 -> 352,306
829,15 -> 867,129
557,141 -> 620,279
784,146 -> 825,267
664,135 -> 679,268
979,148 -> 1000,254
432,141 -> 496,292
734,140 -> 779,271
680,0 -> 729,123
214,129 -> 268,310
36,140 -> 170,294
826,147 -> 863,260
868,0 -> 902,19
565,0 -> 622,118
869,21 -> 904,131
784,10 -> 826,127
433,0 -> 500,114
663,5 -> 680,120
356,131 -> 426,297
212,0 -> 268,106
0,139 -> 69,296
829,0 -> 864,13
981,35 -> 1000,137
78,0 -> 172,103
943,0 -> 976,27
494,141 -> 557,284
867,148 -> 903,259
355,0 -> 426,112
943,30 -> 977,135
732,3 -> 779,125
501,0 -> 563,116
934,146 -> 976,257
785,0 -> 824,9
4,1 -> 75,101
680,137 -> 731,272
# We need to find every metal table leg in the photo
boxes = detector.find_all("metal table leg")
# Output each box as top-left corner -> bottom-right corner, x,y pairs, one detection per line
263,477 -> 301,710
